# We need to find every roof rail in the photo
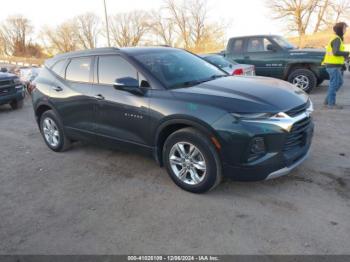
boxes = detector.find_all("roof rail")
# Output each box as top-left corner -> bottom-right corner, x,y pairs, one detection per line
54,47 -> 120,58
152,45 -> 172,48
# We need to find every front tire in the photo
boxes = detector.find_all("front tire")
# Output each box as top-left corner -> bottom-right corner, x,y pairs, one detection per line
163,127 -> 222,193
288,68 -> 317,93
40,110 -> 71,152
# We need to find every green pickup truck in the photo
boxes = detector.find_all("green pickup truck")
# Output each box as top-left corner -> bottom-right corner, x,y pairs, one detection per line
223,35 -> 329,93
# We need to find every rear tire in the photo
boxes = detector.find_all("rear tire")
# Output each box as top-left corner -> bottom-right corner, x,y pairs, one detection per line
10,100 -> 24,110
288,68 -> 317,93
163,127 -> 222,193
40,110 -> 71,152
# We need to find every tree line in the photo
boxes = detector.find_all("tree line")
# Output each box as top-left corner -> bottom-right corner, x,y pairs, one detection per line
0,0 -> 226,58
266,0 -> 350,46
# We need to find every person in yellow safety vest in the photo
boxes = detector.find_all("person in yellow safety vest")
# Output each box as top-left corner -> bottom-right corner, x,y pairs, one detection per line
322,22 -> 349,109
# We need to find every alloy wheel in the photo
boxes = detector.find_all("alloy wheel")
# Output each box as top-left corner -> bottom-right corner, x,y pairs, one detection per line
169,142 -> 207,185
292,75 -> 310,91
42,117 -> 60,148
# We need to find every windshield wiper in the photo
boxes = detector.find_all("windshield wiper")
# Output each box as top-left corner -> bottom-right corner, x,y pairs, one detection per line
170,74 -> 228,89
210,74 -> 228,79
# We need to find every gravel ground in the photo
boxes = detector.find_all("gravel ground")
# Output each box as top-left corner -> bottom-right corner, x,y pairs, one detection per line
0,75 -> 349,255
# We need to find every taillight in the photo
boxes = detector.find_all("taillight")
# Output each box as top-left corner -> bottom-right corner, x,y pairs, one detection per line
28,82 -> 36,95
232,68 -> 244,75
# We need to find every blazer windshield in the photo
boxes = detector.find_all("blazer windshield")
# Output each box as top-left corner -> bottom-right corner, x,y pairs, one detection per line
133,49 -> 227,89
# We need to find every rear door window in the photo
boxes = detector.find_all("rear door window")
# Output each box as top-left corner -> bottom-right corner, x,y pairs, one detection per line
66,57 -> 92,83
228,39 -> 244,54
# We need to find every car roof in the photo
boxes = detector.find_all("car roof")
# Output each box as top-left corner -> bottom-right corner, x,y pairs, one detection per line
0,72 -> 16,79
229,35 -> 279,40
199,53 -> 221,58
120,46 -> 178,55
46,46 -> 180,67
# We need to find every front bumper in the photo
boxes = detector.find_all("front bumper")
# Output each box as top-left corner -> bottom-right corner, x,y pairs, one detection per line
265,149 -> 310,180
0,87 -> 25,105
213,102 -> 314,181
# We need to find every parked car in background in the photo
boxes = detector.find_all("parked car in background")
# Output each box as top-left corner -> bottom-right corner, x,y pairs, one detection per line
32,47 -> 314,193
223,35 -> 328,93
0,72 -> 26,109
19,67 -> 32,82
21,67 -> 41,94
200,54 -> 255,76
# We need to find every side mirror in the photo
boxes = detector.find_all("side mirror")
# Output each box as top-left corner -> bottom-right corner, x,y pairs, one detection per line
267,44 -> 277,52
113,77 -> 144,95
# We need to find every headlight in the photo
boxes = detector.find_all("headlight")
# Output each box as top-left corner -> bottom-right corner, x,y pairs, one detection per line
231,112 -> 273,120
14,77 -> 21,85
14,78 -> 24,90
307,99 -> 314,114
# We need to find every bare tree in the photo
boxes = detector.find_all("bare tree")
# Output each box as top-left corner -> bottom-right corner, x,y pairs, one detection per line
109,11 -> 150,47
331,0 -> 350,22
267,0 -> 319,38
313,0 -> 330,33
74,13 -> 100,49
267,0 -> 350,39
164,0 -> 192,48
41,21 -> 79,54
0,30 -> 9,56
163,0 -> 226,52
190,0 -> 208,49
0,15 -> 33,56
149,10 -> 176,46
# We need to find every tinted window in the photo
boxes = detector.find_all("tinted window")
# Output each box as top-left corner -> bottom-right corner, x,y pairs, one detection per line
204,55 -> 237,68
229,39 -> 244,54
247,37 -> 273,52
98,56 -> 137,85
66,57 -> 91,82
272,36 -> 295,49
134,50 -> 226,89
51,60 -> 66,78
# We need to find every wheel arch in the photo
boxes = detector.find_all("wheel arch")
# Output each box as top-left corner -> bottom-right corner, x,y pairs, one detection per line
284,62 -> 320,80
154,116 -> 221,166
34,102 -> 57,126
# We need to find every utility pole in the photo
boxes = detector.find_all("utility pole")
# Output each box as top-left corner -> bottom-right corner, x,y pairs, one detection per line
103,0 -> 111,47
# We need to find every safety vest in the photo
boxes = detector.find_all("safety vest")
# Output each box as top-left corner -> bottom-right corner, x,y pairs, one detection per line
322,35 -> 345,65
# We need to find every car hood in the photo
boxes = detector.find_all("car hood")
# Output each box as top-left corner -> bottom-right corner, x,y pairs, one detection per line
171,76 -> 309,114
288,48 -> 325,57
0,72 -> 16,80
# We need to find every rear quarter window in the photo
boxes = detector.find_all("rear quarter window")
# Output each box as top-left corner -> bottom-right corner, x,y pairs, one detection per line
66,57 -> 92,83
51,60 -> 67,78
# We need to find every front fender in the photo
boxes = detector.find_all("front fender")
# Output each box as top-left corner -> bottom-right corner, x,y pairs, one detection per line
153,115 -> 225,166
284,62 -> 324,79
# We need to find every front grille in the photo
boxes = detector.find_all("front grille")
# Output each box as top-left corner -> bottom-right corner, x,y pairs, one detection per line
286,100 -> 310,117
0,87 -> 10,95
0,80 -> 13,87
284,117 -> 312,152
0,80 -> 15,96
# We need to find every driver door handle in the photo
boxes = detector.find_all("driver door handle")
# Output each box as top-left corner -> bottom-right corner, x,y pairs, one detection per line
94,94 -> 105,100
53,86 -> 63,92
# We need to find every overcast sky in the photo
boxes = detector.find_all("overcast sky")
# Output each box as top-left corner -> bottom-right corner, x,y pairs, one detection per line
0,0 -> 285,44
